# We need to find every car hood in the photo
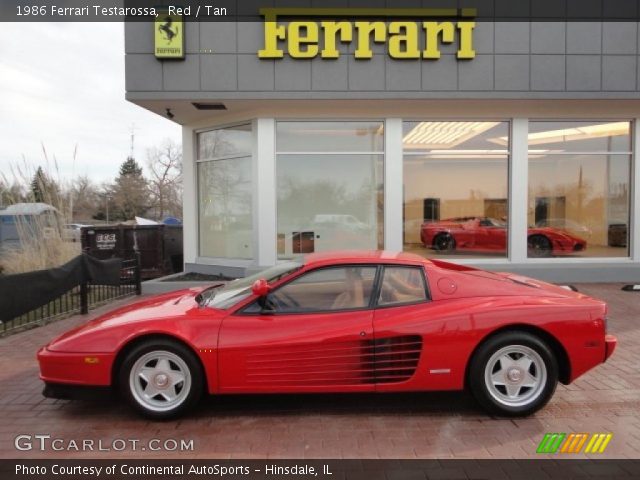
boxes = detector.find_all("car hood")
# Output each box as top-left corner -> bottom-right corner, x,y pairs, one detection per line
45,286 -> 224,352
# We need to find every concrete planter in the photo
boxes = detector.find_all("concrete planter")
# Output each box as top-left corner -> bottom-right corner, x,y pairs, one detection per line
142,272 -> 228,295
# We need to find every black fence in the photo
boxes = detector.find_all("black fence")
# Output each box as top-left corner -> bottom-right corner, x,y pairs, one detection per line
0,254 -> 141,336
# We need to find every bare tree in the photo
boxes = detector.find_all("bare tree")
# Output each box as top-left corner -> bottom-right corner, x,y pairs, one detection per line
69,175 -> 102,222
146,139 -> 182,220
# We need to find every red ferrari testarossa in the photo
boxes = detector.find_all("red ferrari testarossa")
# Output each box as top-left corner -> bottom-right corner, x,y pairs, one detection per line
38,251 -> 616,419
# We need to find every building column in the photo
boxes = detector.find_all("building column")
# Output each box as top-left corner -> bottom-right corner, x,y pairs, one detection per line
181,126 -> 198,265
252,118 -> 277,268
509,118 -> 529,263
632,119 -> 640,262
384,118 -> 403,252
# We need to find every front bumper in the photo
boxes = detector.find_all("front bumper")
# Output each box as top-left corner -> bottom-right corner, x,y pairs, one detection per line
37,346 -> 114,386
552,239 -> 587,255
604,334 -> 617,362
43,382 -> 113,400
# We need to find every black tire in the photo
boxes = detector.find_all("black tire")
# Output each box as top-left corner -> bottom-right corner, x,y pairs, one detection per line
118,338 -> 204,420
433,233 -> 456,252
468,331 -> 558,417
528,235 -> 552,258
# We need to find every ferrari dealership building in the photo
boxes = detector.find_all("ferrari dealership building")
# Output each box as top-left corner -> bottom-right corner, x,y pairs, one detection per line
125,9 -> 640,282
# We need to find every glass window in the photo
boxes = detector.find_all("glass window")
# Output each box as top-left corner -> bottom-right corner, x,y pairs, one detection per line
403,121 -> 510,259
528,121 -> 631,258
267,266 -> 377,313
527,121 -> 630,153
277,121 -> 384,152
198,124 -> 252,160
378,266 -> 428,306
197,124 -> 253,259
276,122 -> 384,259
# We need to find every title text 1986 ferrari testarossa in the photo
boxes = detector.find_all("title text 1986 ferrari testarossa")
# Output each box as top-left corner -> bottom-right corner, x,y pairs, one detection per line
38,251 -> 616,419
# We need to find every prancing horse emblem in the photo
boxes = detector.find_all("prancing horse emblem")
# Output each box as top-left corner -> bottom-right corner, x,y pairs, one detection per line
159,17 -> 179,44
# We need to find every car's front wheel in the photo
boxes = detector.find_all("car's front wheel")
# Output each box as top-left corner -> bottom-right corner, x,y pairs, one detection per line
468,332 -> 558,416
119,339 -> 204,419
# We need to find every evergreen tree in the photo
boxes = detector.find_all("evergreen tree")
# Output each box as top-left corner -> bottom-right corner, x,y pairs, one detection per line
111,157 -> 149,220
119,156 -> 143,177
30,166 -> 47,203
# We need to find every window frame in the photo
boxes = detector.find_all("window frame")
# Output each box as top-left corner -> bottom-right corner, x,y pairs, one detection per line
275,120 -> 387,258
374,265 -> 431,310
526,119 -> 634,260
196,122 -> 254,260
401,119 -> 512,260
237,263 -> 431,316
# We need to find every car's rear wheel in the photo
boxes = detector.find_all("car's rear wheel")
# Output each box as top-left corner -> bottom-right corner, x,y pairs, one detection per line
119,339 -> 203,419
468,332 -> 558,416
433,233 -> 456,252
528,235 -> 552,257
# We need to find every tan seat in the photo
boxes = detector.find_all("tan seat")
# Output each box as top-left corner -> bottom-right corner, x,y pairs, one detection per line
332,277 -> 364,309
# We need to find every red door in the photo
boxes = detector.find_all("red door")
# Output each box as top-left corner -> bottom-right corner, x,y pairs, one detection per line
486,226 -> 507,251
217,310 -> 375,393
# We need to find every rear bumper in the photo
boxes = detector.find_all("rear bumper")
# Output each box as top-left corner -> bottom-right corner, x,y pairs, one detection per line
604,334 -> 617,362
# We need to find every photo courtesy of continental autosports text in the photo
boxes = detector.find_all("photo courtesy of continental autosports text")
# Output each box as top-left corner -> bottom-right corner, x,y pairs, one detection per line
1,0 -> 640,479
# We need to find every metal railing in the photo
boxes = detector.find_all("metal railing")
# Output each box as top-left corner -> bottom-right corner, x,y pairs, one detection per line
1,254 -> 141,336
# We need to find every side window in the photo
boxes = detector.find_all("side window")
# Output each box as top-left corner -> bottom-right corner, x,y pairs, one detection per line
378,266 -> 428,307
266,266 -> 377,313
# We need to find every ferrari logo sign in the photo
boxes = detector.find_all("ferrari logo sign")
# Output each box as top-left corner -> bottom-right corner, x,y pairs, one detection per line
258,8 -> 476,60
155,11 -> 184,59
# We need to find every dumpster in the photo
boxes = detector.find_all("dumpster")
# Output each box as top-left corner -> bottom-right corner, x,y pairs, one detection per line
81,225 -> 183,279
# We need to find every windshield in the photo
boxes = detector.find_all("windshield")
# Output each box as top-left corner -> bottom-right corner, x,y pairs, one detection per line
484,217 -> 507,228
205,261 -> 302,309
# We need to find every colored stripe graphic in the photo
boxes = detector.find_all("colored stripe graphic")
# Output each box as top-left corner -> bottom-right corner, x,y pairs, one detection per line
537,433 -> 613,454
584,433 -> 613,454
560,433 -> 589,453
537,433 -> 566,453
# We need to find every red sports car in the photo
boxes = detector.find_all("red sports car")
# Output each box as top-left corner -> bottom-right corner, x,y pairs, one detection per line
38,251 -> 615,419
420,217 -> 587,257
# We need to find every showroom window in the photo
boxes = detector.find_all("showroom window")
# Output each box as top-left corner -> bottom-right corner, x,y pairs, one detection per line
276,121 -> 384,259
197,124 -> 253,259
402,121 -> 510,259
527,121 -> 632,259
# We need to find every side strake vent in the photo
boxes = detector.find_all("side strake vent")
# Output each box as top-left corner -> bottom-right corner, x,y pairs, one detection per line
245,335 -> 422,386
373,335 -> 423,384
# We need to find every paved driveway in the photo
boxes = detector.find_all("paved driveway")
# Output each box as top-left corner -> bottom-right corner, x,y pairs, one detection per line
0,284 -> 638,459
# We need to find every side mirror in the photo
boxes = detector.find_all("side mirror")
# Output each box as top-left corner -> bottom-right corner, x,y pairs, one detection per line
251,278 -> 271,297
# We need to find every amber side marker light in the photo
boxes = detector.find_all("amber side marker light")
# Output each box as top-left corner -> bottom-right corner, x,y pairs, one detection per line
84,357 -> 100,364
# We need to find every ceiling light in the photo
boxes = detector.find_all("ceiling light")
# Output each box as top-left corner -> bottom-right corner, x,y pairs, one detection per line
403,122 -> 499,149
489,122 -> 629,146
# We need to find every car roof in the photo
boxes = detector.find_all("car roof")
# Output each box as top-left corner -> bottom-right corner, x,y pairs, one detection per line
303,250 -> 428,267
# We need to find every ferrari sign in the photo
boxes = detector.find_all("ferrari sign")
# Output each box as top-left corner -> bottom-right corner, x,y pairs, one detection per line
154,11 -> 184,59
258,8 -> 476,60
